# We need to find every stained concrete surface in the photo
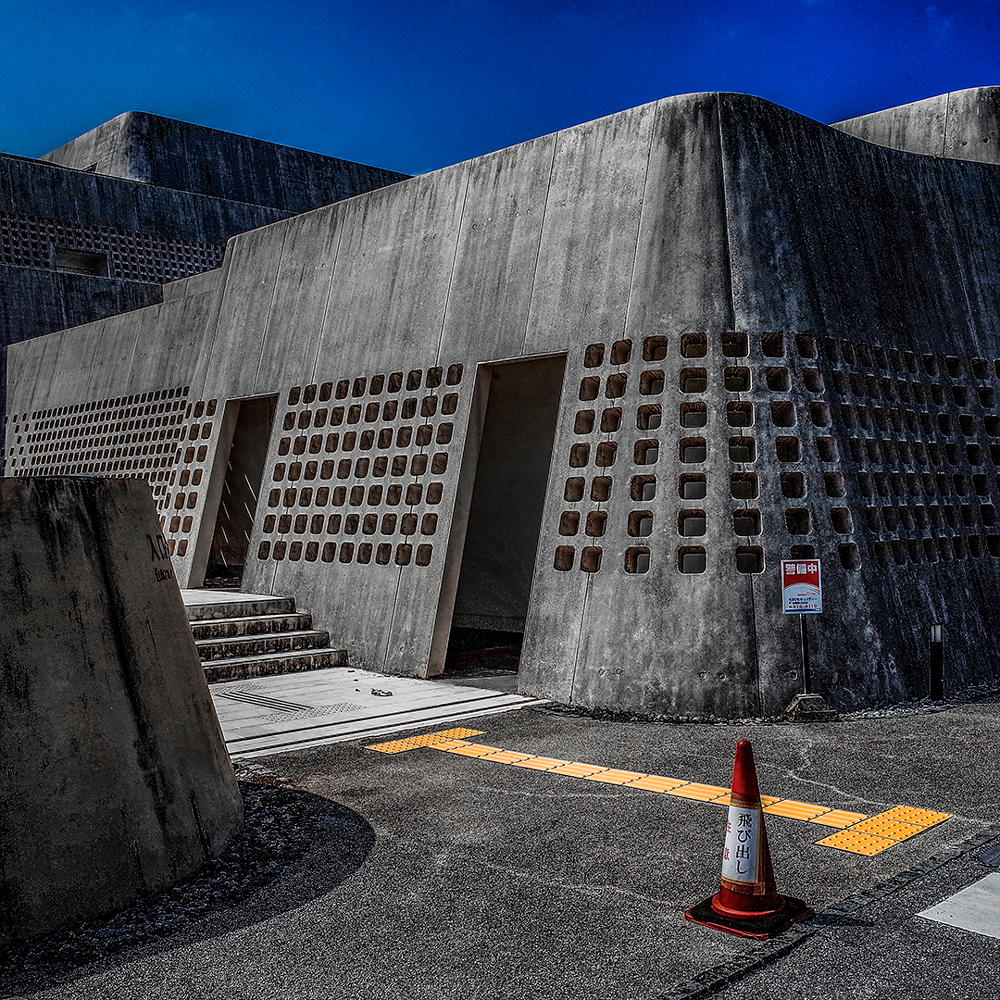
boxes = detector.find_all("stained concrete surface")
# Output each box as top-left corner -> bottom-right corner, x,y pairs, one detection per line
15,90 -> 1000,718
0,478 -> 242,947
40,112 -> 408,214
17,91 -> 1000,718
5,699 -> 998,999
833,86 -> 1000,165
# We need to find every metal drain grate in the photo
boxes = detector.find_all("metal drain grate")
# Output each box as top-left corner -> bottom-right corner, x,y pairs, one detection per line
981,842 -> 1000,867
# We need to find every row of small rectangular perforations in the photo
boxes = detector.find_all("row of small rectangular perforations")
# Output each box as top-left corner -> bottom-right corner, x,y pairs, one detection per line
0,210 -> 225,283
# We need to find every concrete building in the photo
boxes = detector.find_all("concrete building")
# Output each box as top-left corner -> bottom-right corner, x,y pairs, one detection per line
0,111 -> 407,430
7,88 -> 1000,719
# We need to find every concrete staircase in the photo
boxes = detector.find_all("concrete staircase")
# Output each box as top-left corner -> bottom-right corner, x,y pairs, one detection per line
186,593 -> 348,683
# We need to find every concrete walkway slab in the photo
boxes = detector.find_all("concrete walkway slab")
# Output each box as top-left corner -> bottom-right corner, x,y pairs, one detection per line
181,588 -> 286,610
211,667 -> 548,758
185,591 -> 549,755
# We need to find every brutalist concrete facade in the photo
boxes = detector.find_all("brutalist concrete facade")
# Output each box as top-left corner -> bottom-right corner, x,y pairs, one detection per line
0,113 -> 407,434
832,87 -> 1000,165
8,89 -> 1000,718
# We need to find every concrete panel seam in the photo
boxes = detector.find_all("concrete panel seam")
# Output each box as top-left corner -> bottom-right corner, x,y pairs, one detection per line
943,91 -> 952,158
381,565 -> 407,672
714,92 -> 739,330
618,101 -> 660,343
434,168 -> 472,367
518,133 -> 560,359
307,214 -> 348,385
250,229 -> 290,393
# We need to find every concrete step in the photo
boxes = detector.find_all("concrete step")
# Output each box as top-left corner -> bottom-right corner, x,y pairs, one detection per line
196,630 -> 331,661
187,597 -> 296,622
204,647 -> 348,683
190,613 -> 314,641
184,589 -> 349,684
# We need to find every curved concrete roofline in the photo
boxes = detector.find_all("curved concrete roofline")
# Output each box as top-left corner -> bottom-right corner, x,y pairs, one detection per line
831,85 -> 1000,164
832,85 -> 1000,123
40,109 -> 409,181
56,110 -> 407,166
408,88 -> 1000,182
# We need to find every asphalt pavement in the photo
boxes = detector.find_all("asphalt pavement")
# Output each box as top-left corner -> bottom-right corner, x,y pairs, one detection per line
3,698 -> 999,999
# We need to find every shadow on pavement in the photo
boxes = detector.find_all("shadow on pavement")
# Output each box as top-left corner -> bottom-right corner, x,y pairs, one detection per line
0,780 -> 375,997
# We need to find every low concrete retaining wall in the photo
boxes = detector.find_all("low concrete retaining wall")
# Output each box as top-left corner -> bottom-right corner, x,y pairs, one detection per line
0,477 -> 242,945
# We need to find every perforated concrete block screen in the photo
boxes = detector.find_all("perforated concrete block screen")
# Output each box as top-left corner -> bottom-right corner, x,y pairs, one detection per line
4,388 -> 223,561
1,211 -> 225,284
258,365 -> 464,570
550,331 -> 1000,586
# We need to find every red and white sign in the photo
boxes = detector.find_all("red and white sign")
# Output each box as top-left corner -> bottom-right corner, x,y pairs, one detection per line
781,559 -> 822,614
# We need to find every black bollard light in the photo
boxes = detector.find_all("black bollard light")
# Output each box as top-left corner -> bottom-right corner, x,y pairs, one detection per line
929,623 -> 944,701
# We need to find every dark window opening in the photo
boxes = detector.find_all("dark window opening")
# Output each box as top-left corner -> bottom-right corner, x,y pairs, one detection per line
54,248 -> 108,276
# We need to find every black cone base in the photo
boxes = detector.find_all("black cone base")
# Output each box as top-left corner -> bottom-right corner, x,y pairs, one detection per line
684,894 -> 812,940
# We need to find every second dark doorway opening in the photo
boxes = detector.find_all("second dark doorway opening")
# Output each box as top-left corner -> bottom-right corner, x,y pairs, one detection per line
444,353 -> 565,687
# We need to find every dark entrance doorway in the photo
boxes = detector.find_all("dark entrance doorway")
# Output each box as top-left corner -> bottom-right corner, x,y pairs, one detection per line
441,354 -> 566,686
203,394 -> 277,587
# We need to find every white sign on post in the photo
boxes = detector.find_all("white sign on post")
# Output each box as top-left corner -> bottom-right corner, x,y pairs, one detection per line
781,559 -> 822,614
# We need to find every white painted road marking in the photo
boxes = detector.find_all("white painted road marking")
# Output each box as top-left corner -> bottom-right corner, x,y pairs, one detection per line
918,873 -> 1000,940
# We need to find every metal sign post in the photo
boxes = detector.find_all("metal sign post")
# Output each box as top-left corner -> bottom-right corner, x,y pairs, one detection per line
799,614 -> 810,696
781,560 -> 822,695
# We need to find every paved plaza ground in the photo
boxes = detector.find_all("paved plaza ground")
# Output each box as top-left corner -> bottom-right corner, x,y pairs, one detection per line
3,689 -> 998,999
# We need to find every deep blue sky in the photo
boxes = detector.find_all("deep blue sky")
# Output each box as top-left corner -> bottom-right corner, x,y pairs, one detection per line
2,1 -> 999,175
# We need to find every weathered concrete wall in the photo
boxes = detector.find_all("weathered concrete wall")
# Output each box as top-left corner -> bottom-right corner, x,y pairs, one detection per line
41,112 -> 409,214
1,151 -> 289,244
2,113 -> 407,444
0,149 -> 289,437
0,263 -> 162,360
521,92 -> 750,716
715,93 -> 1000,714
832,87 -> 1000,164
0,477 -> 242,945
9,90 -> 1000,717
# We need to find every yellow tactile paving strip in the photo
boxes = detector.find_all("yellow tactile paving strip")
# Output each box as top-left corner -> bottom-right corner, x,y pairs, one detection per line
365,729 -> 485,754
366,730 -> 951,854
627,775 -> 690,792
814,829 -> 896,856
479,750 -> 534,764
882,805 -> 952,828
666,782 -> 732,802
549,762 -> 609,778
447,743 -> 508,758
764,799 -> 832,821
584,768 -> 649,784
809,809 -> 869,829
510,755 -> 571,770
815,805 -> 952,854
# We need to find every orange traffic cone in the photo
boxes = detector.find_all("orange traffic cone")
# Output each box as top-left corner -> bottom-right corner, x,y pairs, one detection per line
685,739 -> 812,939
